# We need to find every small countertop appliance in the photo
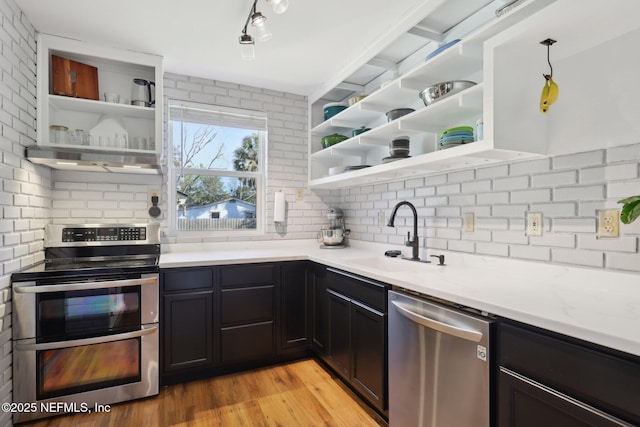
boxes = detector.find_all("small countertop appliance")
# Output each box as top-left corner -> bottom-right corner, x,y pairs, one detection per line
318,207 -> 350,248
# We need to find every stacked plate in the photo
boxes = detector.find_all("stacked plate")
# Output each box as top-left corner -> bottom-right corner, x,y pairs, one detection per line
438,126 -> 474,150
383,136 -> 411,163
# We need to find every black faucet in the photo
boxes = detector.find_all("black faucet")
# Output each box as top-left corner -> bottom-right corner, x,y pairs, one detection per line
387,200 -> 421,261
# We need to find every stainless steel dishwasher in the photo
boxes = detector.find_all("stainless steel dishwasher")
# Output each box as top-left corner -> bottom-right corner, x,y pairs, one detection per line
388,290 -> 494,427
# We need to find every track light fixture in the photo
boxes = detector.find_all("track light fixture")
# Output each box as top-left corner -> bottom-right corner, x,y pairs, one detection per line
239,0 -> 288,60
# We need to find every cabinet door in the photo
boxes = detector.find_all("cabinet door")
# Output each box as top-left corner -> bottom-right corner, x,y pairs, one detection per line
163,291 -> 214,372
312,263 -> 329,355
499,368 -> 630,427
280,262 -> 311,352
327,289 -> 351,378
351,300 -> 386,412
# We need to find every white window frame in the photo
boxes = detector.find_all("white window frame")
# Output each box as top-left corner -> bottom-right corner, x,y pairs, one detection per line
167,99 -> 266,237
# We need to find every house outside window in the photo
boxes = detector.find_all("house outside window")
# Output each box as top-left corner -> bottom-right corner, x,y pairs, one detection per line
168,100 -> 266,235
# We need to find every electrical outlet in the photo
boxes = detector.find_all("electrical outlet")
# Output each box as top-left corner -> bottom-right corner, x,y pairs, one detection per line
525,212 -> 543,236
463,212 -> 474,232
378,211 -> 385,226
295,188 -> 304,200
597,209 -> 620,238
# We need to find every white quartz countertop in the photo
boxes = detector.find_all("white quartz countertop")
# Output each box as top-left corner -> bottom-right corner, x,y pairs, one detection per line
160,240 -> 640,358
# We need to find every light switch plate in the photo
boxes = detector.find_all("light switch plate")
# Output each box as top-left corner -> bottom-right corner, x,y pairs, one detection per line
463,212 -> 474,232
525,212 -> 543,236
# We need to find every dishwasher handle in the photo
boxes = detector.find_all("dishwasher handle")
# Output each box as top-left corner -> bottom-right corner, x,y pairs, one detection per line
391,300 -> 483,342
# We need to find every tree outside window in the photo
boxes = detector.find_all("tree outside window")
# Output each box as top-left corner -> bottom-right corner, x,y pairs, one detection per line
169,101 -> 266,233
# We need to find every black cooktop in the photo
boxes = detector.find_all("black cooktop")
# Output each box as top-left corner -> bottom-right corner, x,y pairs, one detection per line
11,244 -> 160,282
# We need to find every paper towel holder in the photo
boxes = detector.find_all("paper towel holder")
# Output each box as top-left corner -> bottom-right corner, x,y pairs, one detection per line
273,190 -> 286,223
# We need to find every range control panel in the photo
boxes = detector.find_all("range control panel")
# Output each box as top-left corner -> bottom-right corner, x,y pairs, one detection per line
62,226 -> 147,242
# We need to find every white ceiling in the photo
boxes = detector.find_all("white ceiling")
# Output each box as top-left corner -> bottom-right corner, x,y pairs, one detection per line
15,0 -> 448,97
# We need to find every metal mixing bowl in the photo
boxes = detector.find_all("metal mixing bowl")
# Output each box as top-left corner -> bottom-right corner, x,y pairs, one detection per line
419,80 -> 476,106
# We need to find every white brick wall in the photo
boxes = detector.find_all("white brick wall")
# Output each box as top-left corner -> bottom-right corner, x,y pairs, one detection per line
341,144 -> 640,273
0,1 -> 45,425
160,73 -> 335,243
49,171 -> 162,223
51,75 -> 338,242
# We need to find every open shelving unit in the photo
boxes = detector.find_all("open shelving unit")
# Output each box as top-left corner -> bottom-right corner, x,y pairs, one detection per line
36,34 -> 163,157
307,0 -> 557,189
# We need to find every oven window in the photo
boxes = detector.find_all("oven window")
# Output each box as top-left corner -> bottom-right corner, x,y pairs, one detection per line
37,286 -> 141,342
37,338 -> 141,400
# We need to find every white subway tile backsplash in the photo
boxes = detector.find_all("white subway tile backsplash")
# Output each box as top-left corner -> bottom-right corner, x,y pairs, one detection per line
606,252 -> 640,272
435,228 -> 461,240
552,248 -> 604,268
510,188 -> 551,203
552,218 -> 596,233
577,235 -> 638,252
553,150 -> 604,170
476,164 -> 509,179
405,177 -> 425,188
509,158 -> 550,175
436,183 -> 461,195
343,146 -> 640,267
607,144 -> 640,163
2,0 -> 44,413
531,170 -> 577,187
461,180 -> 491,193
448,240 -> 475,253
425,174 -> 448,185
492,204 -> 528,218
493,230 -> 528,245
529,202 -> 577,217
424,196 -> 448,207
388,181 -> 405,191
510,245 -> 550,261
554,185 -> 605,201
464,229 -> 492,242
580,164 -> 638,183
447,170 -> 474,183
435,206 -> 461,217
607,181 -> 640,198
477,191 -> 509,204
462,205 -> 491,217
475,217 -> 509,230
476,242 -> 509,257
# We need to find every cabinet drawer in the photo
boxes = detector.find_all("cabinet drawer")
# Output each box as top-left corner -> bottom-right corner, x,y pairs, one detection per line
326,267 -> 388,312
220,264 -> 275,287
220,322 -> 274,364
221,285 -> 274,326
162,268 -> 214,292
500,320 -> 640,424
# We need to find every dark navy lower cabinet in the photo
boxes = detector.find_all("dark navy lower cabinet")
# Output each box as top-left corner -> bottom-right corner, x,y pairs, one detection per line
498,319 -> 640,427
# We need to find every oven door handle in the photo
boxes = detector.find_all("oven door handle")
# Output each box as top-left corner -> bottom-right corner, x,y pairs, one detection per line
13,276 -> 158,294
14,325 -> 158,351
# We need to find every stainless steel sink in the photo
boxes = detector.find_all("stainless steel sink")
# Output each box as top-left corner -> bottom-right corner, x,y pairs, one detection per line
345,256 -> 408,272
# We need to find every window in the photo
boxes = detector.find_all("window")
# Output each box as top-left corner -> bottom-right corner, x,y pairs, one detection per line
168,100 -> 266,234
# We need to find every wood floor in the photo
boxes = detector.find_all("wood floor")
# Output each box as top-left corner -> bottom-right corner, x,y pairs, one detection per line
24,358 -> 386,427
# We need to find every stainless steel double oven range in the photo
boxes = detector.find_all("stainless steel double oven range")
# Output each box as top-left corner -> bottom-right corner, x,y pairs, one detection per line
11,223 -> 160,424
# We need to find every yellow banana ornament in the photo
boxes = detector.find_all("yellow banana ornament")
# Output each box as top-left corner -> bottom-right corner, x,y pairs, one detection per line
540,74 -> 559,113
